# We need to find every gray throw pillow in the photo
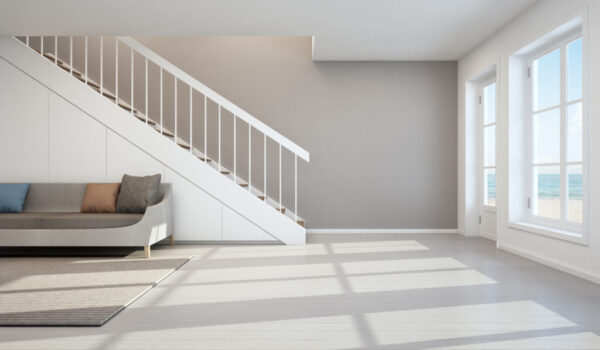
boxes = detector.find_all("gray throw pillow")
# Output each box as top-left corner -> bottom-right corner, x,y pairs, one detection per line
115,174 -> 161,213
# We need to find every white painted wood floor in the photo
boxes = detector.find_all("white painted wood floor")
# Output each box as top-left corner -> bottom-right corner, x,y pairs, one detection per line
2,234 -> 600,349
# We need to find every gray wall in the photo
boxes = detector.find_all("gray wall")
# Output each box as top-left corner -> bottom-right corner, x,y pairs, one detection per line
135,36 -> 457,229
44,36 -> 457,229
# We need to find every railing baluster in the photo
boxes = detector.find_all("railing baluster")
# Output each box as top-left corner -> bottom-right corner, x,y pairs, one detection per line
279,143 -> 282,212
264,134 -> 267,200
174,78 -> 178,143
54,36 -> 57,64
160,68 -> 163,134
218,105 -> 221,173
189,86 -> 193,153
131,48 -> 134,116
40,36 -> 43,55
294,154 -> 298,222
100,36 -> 103,95
233,115 -> 236,182
84,36 -> 88,85
248,125 -> 251,191
25,36 -> 29,46
145,58 -> 148,124
204,95 -> 207,160
99,39 -> 308,215
69,36 -> 73,74
115,39 -> 118,105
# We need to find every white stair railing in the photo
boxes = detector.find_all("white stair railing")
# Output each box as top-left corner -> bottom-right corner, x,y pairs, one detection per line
18,35 -> 309,226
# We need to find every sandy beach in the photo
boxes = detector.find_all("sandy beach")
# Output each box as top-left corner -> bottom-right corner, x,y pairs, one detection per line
537,198 -> 582,222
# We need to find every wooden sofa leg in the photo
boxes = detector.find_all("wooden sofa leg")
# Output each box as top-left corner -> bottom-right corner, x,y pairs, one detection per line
169,235 -> 175,246
144,245 -> 151,259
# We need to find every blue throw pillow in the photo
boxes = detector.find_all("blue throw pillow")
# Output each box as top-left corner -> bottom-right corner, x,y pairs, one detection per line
0,183 -> 30,213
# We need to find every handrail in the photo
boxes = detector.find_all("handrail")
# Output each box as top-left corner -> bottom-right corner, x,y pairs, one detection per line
117,36 -> 310,162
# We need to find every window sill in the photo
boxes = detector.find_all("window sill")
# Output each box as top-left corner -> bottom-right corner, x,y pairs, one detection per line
508,222 -> 587,246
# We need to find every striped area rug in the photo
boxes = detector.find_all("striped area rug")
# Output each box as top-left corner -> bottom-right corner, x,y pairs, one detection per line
0,252 -> 189,326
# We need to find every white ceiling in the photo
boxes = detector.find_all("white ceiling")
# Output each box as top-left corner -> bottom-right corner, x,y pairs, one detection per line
0,0 -> 537,60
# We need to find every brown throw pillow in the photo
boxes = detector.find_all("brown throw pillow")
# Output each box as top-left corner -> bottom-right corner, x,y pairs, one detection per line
80,183 -> 121,213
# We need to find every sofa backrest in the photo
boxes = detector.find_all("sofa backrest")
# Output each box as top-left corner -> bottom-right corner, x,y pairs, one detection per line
22,183 -> 171,212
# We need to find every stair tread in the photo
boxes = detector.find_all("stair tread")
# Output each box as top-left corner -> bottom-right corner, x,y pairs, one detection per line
86,80 -> 100,89
134,114 -> 157,125
74,75 -> 101,90
158,129 -> 174,137
91,86 -> 117,100
178,143 -> 191,150
133,111 -> 157,125
58,63 -> 82,77
297,220 -> 305,227
220,171 -> 230,175
43,52 -> 64,64
239,183 -> 248,187
118,103 -> 132,112
197,156 -> 212,162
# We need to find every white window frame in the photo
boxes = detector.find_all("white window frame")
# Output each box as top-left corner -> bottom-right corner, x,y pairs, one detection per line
480,77 -> 497,213
525,31 -> 584,234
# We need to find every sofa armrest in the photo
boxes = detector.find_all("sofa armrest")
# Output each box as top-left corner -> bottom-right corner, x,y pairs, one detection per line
137,184 -> 173,244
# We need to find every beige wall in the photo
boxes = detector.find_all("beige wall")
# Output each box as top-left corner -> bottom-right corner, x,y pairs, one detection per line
51,36 -> 457,229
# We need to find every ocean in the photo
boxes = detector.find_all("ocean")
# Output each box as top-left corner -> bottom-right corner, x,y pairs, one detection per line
486,174 -> 582,199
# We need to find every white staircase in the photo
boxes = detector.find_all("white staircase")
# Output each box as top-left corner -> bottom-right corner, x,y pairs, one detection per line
2,35 -> 308,244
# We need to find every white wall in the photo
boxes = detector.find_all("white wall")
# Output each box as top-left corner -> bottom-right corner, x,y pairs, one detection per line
458,0 -> 600,281
0,57 -> 275,242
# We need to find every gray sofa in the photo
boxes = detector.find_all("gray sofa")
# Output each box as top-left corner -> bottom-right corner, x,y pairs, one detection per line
0,183 -> 173,258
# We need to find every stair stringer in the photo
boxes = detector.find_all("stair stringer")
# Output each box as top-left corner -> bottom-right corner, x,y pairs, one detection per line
0,37 -> 305,244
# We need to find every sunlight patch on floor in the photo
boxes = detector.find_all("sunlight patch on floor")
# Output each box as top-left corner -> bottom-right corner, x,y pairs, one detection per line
175,263 -> 337,284
348,269 -> 496,293
432,332 -> 600,349
330,240 -> 430,254
138,277 -> 345,305
366,300 -> 576,345
110,315 -> 361,350
0,315 -> 362,350
209,244 -> 328,259
341,257 -> 467,274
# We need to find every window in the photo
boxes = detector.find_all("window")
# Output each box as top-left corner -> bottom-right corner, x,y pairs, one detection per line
482,81 -> 496,207
528,36 -> 583,230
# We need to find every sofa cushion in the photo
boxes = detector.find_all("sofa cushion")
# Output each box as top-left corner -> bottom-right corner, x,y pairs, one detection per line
116,174 -> 161,214
81,183 -> 121,213
0,183 -> 30,213
0,212 -> 143,229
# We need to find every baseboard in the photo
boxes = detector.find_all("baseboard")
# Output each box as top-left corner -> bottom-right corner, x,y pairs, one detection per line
306,229 -> 458,234
167,240 -> 281,245
498,242 -> 600,285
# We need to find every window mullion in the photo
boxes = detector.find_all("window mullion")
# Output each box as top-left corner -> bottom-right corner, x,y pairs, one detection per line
560,44 -> 567,224
528,58 -> 534,219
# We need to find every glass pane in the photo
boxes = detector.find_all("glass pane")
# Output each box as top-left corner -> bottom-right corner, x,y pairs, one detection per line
532,108 -> 560,164
532,48 -> 560,111
567,38 -> 583,102
533,165 -> 560,219
483,82 -> 496,124
484,125 -> 495,167
568,164 -> 583,223
567,102 -> 582,162
484,168 -> 496,207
